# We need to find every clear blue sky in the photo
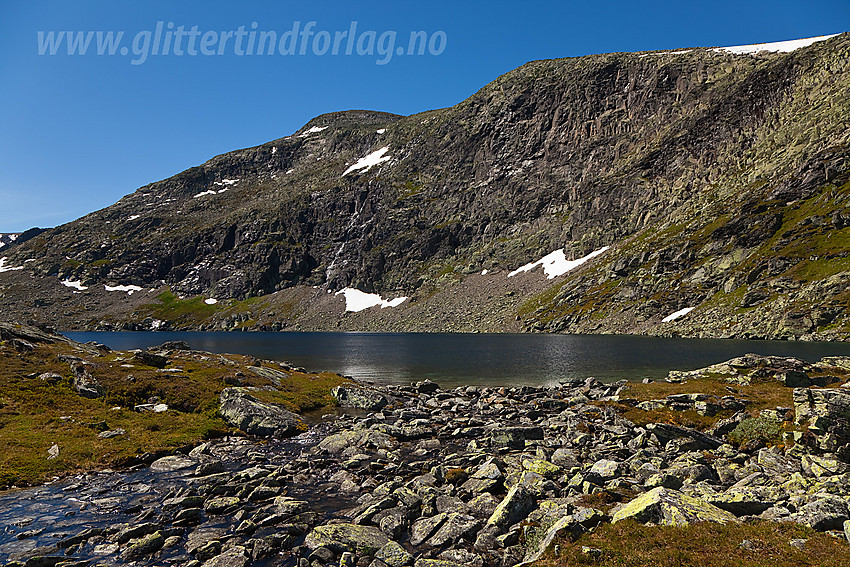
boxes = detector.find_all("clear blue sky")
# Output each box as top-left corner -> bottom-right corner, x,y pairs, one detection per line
0,0 -> 847,232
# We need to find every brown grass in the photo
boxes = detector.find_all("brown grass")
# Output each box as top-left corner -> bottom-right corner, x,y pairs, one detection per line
0,338 -> 347,489
533,520 -> 850,567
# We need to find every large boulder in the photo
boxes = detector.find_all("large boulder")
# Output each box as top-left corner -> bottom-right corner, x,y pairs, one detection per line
331,385 -> 388,410
611,487 -> 739,526
219,388 -> 306,437
793,388 -> 850,457
304,523 -> 389,555
486,484 -> 536,528
787,496 -> 849,531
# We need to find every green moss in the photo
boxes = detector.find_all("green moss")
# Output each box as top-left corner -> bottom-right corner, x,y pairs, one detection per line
134,289 -> 222,325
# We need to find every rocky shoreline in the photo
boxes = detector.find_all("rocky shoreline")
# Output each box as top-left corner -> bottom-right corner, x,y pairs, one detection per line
4,353 -> 850,567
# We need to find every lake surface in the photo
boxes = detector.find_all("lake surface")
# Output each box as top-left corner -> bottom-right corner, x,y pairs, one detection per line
63,331 -> 850,388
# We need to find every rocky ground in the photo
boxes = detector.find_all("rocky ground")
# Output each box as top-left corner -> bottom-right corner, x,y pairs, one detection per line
4,350 -> 850,567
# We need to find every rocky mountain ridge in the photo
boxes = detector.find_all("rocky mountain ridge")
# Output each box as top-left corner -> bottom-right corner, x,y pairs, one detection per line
0,34 -> 848,338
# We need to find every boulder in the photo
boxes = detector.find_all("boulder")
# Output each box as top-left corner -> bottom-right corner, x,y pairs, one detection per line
149,455 -> 197,473
331,385 -> 388,410
787,496 -> 849,531
69,362 -> 104,399
247,365 -> 290,387
219,388 -> 306,437
376,541 -> 414,567
490,426 -> 543,449
486,484 -> 536,528
304,523 -> 389,555
427,513 -> 481,546
611,487 -> 739,526
120,531 -> 164,561
201,546 -> 250,567
131,349 -> 168,368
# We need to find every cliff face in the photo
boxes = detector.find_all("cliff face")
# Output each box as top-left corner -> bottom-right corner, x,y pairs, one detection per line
1,34 -> 848,339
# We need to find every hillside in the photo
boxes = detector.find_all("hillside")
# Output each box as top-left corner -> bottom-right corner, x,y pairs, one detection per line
0,34 -> 848,339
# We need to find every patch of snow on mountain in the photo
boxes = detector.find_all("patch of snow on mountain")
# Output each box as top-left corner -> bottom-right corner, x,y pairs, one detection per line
0,257 -> 24,272
272,146 -> 278,155
714,34 -> 839,55
61,279 -> 88,291
299,126 -> 328,137
213,179 -> 239,186
376,129 -> 386,134
204,298 -> 218,305
343,147 -> 392,176
127,215 -> 140,221
104,284 -> 143,295
508,246 -> 610,279
335,288 -> 408,312
662,307 -> 695,323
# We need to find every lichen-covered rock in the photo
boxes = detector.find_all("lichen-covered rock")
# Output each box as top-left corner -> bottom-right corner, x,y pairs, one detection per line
120,531 -> 164,561
486,484 -> 536,528
410,513 -> 447,546
247,365 -> 290,386
708,487 -> 777,516
490,426 -> 543,449
304,523 -> 389,555
522,458 -> 562,479
131,349 -> 168,368
149,455 -> 197,473
332,385 -> 388,410
793,388 -> 850,455
787,496 -> 849,531
611,487 -> 739,526
318,428 -> 397,453
219,387 -> 306,437
427,513 -> 481,546
376,541 -> 413,567
587,459 -> 621,481
201,546 -> 250,567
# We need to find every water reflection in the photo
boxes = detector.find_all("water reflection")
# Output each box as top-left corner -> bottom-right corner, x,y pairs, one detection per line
64,331 -> 850,388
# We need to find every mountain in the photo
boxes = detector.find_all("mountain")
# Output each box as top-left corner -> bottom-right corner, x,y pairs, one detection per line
1,34 -> 848,340
0,233 -> 21,250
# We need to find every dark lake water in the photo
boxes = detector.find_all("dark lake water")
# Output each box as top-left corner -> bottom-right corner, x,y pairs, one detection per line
63,331 -> 850,388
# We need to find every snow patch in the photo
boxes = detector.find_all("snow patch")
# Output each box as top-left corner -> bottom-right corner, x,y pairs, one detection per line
204,298 -> 218,305
662,307 -> 695,323
271,146 -> 278,155
335,288 -> 408,312
104,284 -> 143,295
213,178 -> 239,186
126,215 -> 140,221
343,147 -> 392,176
299,126 -> 328,137
61,279 -> 88,291
714,34 -> 839,55
0,257 -> 24,273
480,269 -> 489,275
8,234 -> 18,242
194,187 -> 230,198
376,128 -> 386,134
508,246 -> 610,279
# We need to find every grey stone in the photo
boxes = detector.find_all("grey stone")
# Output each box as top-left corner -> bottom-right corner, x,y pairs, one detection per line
219,387 -> 306,437
332,386 -> 388,410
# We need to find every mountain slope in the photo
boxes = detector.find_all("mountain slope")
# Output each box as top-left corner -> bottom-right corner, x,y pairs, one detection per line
1,34 -> 848,339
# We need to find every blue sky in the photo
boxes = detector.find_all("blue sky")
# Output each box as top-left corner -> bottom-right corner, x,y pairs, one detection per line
0,0 -> 847,232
